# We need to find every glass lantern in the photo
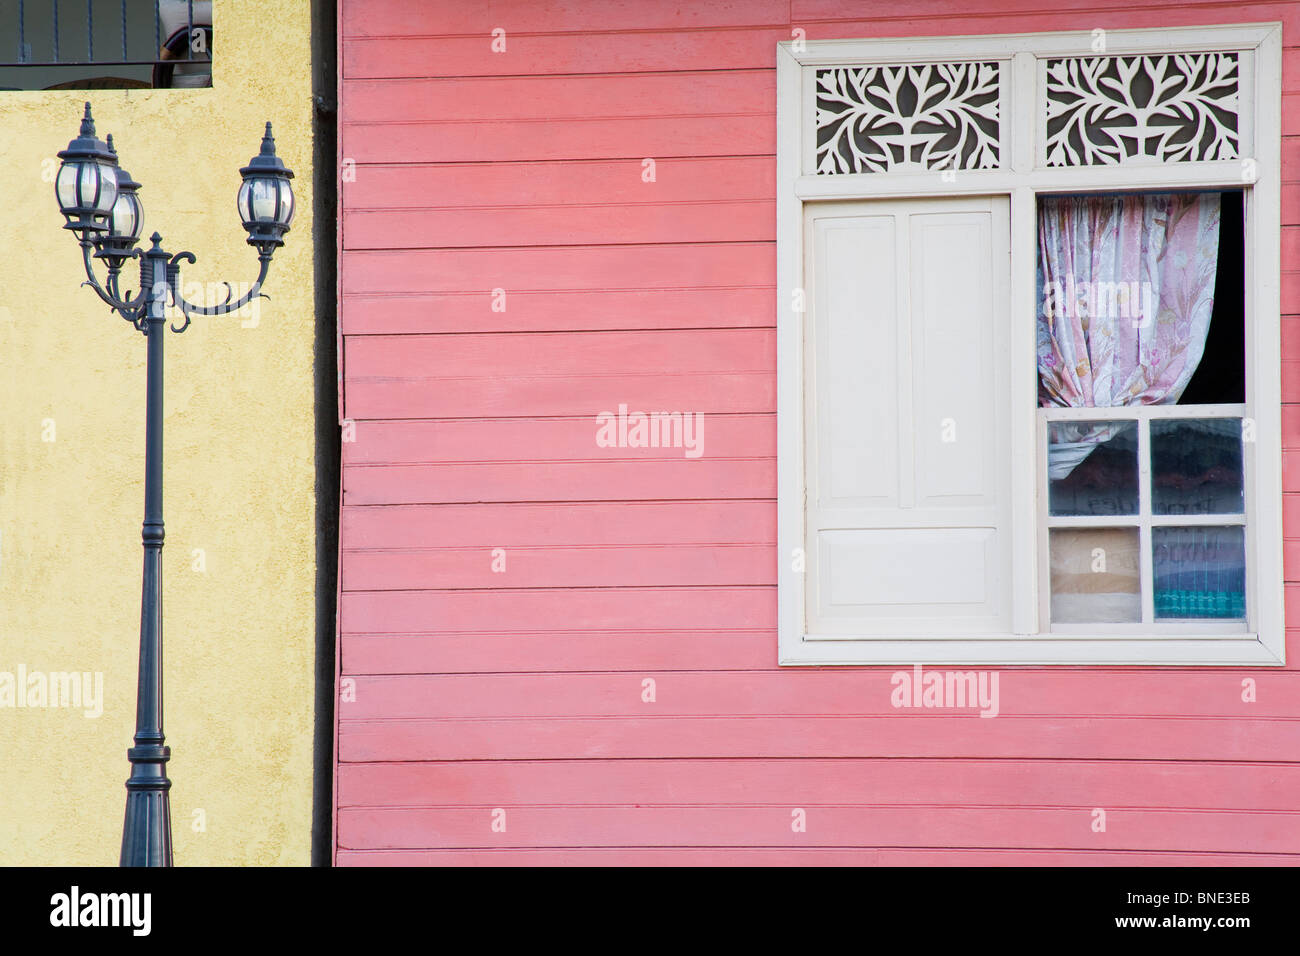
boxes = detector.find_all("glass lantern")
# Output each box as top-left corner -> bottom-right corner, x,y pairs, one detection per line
93,136 -> 144,269
56,103 -> 119,236
238,122 -> 295,253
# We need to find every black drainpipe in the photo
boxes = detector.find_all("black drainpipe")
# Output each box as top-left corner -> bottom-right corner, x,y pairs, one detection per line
309,0 -> 340,868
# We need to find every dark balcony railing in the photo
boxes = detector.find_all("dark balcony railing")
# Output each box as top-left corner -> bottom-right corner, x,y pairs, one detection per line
0,1 -> 212,90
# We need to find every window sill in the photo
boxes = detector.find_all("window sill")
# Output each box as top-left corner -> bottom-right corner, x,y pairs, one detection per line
779,634 -> 1282,666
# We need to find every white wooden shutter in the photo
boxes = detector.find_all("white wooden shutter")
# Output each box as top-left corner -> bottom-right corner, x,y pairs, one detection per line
804,196 -> 1012,635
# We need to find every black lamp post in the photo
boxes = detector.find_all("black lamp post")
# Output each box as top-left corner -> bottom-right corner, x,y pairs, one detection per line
55,103 -> 295,867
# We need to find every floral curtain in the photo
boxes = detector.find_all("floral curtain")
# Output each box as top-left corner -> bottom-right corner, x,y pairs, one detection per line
1037,192 -> 1221,478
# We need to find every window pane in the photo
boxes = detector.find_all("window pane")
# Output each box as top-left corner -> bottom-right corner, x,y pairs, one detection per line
1047,421 -> 1138,516
1153,526 -> 1245,620
1050,527 -> 1140,623
1151,418 -> 1243,515
1178,191 -> 1245,405
1037,192 -> 1221,411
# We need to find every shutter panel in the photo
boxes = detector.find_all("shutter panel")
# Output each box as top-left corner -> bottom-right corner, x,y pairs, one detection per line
805,196 -> 1012,635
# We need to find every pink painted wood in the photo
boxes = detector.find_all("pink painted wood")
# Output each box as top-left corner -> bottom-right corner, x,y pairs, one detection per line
338,716 -> 1299,762
335,848 -> 1299,865
337,759 -> 1300,810
335,0 -> 1300,865
338,805 -> 1300,852
340,115 -> 777,164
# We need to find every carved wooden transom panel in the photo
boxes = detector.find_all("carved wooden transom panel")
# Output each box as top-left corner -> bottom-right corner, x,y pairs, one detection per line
1044,53 -> 1239,166
815,63 -> 1001,174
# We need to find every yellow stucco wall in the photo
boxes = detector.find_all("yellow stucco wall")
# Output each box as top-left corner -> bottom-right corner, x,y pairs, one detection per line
0,1 -> 319,865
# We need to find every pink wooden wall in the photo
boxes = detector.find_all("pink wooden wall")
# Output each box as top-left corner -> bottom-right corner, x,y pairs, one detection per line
334,0 -> 1300,864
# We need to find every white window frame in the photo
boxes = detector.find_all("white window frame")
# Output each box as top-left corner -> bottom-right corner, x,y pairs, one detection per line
776,23 -> 1284,666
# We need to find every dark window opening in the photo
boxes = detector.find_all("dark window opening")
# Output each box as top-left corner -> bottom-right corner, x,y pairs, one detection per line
1180,189 -> 1245,405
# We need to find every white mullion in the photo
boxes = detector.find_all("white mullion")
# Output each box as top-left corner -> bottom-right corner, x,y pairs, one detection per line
1046,516 -> 1143,529
1012,51 -> 1038,636
1047,514 -> 1245,528
1149,514 -> 1246,527
794,163 -> 1250,202
1040,403 -> 1246,422
1032,55 -> 1047,170
1138,416 -> 1154,625
1012,51 -> 1035,174
896,211 -> 916,510
1037,412 -> 1052,633
1026,163 -> 1249,191
1011,186 -> 1038,635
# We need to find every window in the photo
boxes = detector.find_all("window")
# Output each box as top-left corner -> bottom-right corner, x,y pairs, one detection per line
776,24 -> 1283,665
0,1 -> 212,91
1039,190 -> 1248,634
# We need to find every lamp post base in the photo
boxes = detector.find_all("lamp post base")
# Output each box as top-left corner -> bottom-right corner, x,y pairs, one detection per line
120,743 -> 173,867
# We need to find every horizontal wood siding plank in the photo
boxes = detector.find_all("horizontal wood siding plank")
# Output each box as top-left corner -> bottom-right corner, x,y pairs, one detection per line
343,460 -> 774,505
344,328 -> 776,419
340,288 -> 776,334
337,758 -> 1300,811
340,115 -> 776,164
1285,540 -> 1300,581
341,246 -> 774,294
337,847 -> 1299,865
1286,584 -> 1300,628
1283,272 -> 1300,316
345,159 -> 775,210
341,500 -> 776,548
340,631 -> 777,673
1283,364 -> 1300,406
336,672 -> 1300,719
342,416 -> 775,503
344,201 -> 775,249
344,28 -> 788,78
345,328 -> 774,376
342,416 -> 774,465
343,73 -> 775,123
1281,404 -> 1300,447
342,375 -> 771,419
338,805 -> 1300,852
339,630 -> 1300,674
339,586 -> 774,633
343,0 -> 790,36
338,716 -> 1300,762
343,544 -> 774,590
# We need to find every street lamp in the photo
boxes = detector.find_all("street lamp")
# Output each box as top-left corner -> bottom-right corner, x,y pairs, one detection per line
55,102 -> 295,867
